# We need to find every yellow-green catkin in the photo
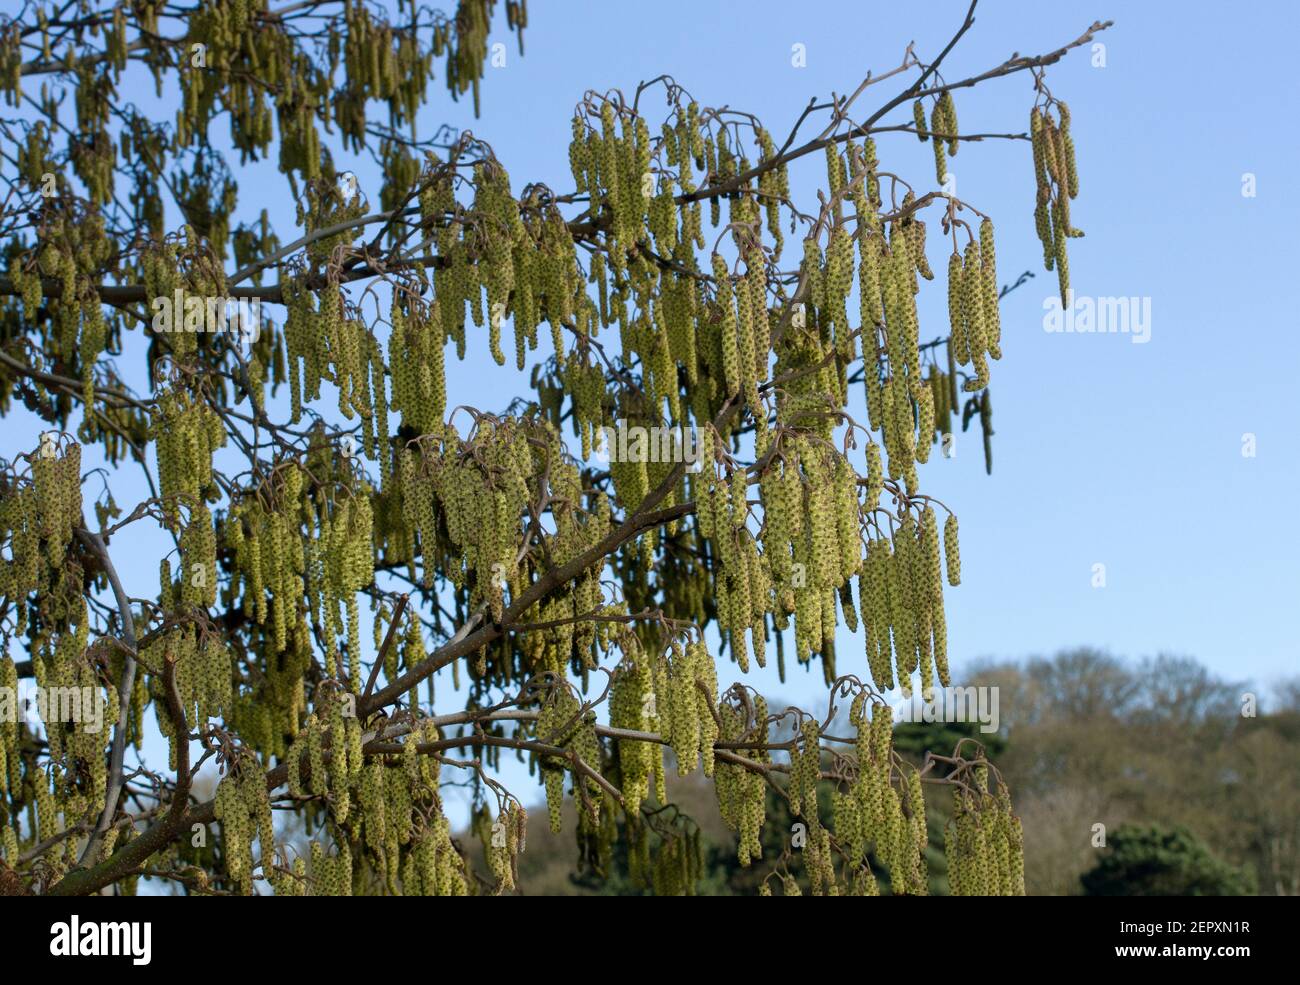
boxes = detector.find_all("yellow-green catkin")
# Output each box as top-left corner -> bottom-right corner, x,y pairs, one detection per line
978,218 -> 1002,360
912,99 -> 928,141
938,90 -> 958,154
943,512 -> 960,586
930,101 -> 948,185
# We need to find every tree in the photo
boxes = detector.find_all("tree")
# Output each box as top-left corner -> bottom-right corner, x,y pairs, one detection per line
965,649 -> 1295,895
1231,694 -> 1300,896
1080,824 -> 1255,897
0,0 -> 1110,896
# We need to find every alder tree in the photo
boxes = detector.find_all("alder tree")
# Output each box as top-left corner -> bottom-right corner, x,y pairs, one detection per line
0,0 -> 1109,896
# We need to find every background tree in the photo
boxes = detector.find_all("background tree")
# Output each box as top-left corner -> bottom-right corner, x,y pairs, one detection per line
966,649 -> 1296,896
0,0 -> 1109,896
1080,824 -> 1255,897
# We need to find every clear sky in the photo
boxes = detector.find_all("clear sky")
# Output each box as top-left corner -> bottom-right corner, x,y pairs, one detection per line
6,1 -> 1298,829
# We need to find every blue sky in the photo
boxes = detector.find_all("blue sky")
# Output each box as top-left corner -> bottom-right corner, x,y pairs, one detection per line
6,1 -> 1299,830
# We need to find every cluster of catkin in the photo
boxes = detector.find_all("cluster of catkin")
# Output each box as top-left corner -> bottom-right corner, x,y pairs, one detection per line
916,91 -> 960,185
608,634 -> 728,818
713,249 -> 773,437
288,281 -> 388,457
213,757 -> 275,895
18,600 -> 116,858
0,22 -> 23,108
222,469 -> 310,654
697,461 -> 770,673
513,501 -> 614,674
317,491 -> 375,688
399,811 -> 471,897
473,800 -> 527,892
628,819 -> 704,896
417,418 -> 532,623
0,657 -> 18,826
535,681 -> 603,831
11,214 -> 113,402
714,691 -> 770,865
222,465 -> 374,696
0,442 -> 82,630
387,290 -> 447,438
608,648 -> 665,816
659,638 -> 722,778
142,622 -> 232,750
1031,101 -> 1082,303
171,0 -> 522,166
944,765 -> 1026,896
856,504 -> 961,698
392,419 -> 618,681
946,218 -> 1002,392
420,159 -> 589,380
838,696 -> 930,894
150,384 -> 226,528
439,1 -> 529,117
0,442 -> 113,860
286,702 -> 464,896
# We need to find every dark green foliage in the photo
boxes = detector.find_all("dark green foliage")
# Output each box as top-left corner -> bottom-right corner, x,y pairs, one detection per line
1080,824 -> 1255,897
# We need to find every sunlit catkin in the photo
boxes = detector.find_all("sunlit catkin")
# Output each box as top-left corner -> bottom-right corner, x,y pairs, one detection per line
943,512 -> 961,586
912,99 -> 928,141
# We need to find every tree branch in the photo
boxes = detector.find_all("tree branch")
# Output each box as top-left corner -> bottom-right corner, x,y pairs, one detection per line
73,526 -> 140,869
